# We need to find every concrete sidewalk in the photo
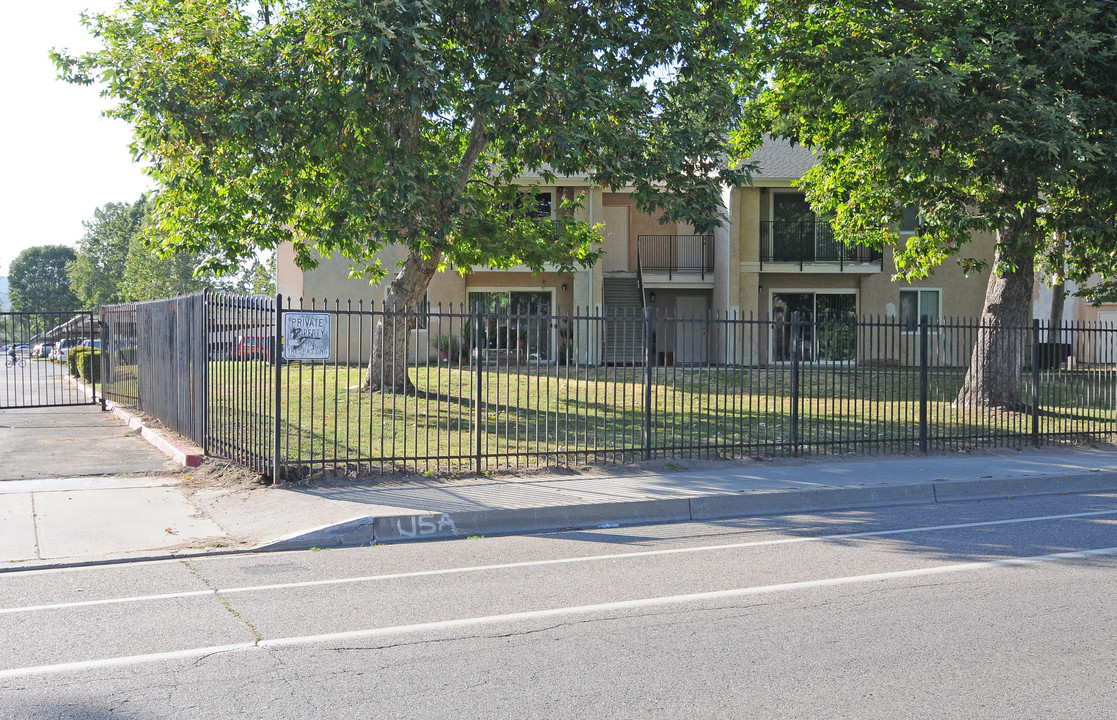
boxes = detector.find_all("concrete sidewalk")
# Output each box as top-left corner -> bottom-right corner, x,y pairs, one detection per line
4,438 -> 1117,567
235,445 -> 1117,549
0,475 -> 225,563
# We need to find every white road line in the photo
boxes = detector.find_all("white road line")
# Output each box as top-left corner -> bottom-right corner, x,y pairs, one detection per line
4,545 -> 1116,681
3,508 -> 1116,615
0,589 -> 218,614
0,642 -> 257,681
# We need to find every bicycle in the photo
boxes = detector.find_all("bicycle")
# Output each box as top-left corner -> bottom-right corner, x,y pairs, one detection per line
4,356 -> 26,368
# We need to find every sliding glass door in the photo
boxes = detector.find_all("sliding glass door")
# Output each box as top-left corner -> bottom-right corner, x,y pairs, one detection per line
772,292 -> 857,362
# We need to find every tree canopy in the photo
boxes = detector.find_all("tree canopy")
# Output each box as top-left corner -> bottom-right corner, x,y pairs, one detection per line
120,238 -> 212,301
740,0 -> 1117,406
55,0 -> 751,280
68,196 -> 272,304
9,245 -> 81,313
55,0 -> 752,390
69,197 -> 148,308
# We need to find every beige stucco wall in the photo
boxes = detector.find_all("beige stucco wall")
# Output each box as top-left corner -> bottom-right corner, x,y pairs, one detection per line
1033,277 -> 1117,326
276,241 -> 581,364
860,232 -> 996,322
276,243 -> 459,364
276,242 -> 304,300
276,178 -> 1012,369
731,182 -> 998,321
464,271 -> 575,308
602,192 -> 678,271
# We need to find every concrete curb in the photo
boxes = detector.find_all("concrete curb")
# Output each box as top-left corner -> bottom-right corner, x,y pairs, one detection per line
930,471 -> 1117,502
256,516 -> 377,550
107,402 -> 204,468
256,473 -> 1117,551
258,499 -> 693,550
690,483 -> 937,521
65,375 -> 205,467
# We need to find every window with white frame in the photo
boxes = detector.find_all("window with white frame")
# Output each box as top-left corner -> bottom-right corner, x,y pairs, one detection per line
900,289 -> 940,331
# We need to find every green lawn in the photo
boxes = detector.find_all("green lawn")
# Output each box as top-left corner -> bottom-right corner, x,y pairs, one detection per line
204,361 -> 1117,475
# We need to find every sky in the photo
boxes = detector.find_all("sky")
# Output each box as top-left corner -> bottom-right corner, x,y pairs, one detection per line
0,1 -> 151,276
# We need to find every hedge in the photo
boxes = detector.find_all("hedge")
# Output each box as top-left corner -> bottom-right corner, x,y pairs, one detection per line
69,347 -> 101,383
67,347 -> 82,377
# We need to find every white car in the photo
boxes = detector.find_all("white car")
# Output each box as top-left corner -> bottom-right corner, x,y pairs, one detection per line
52,339 -> 76,363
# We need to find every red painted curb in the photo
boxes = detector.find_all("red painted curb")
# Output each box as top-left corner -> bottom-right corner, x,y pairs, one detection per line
107,402 -> 205,468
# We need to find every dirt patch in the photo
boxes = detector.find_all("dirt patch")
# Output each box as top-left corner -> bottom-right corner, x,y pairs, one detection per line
175,459 -> 270,495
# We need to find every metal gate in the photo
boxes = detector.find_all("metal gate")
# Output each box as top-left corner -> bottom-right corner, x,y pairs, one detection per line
0,311 -> 101,409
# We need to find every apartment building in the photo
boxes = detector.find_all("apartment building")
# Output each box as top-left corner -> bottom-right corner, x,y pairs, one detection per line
277,138 -> 997,366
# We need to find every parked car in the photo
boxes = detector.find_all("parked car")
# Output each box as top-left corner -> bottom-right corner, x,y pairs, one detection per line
52,338 -> 77,363
236,335 -> 275,361
80,339 -> 102,350
31,342 -> 54,359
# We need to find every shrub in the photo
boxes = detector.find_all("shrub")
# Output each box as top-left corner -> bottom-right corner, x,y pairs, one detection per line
67,347 -> 102,382
67,347 -> 84,377
435,334 -> 460,356
81,349 -> 101,383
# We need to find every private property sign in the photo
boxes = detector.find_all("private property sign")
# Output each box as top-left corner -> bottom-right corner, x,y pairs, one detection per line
283,312 -> 331,360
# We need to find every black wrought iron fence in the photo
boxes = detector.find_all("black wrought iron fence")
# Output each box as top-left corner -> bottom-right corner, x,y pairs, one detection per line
264,301 -> 1117,477
101,294 -> 207,446
205,293 -> 277,473
98,292 -> 1117,480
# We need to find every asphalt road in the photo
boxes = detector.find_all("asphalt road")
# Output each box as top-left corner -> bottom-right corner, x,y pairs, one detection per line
2,492 -> 1115,719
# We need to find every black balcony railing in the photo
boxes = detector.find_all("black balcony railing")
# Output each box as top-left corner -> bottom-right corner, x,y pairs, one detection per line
637,234 -> 715,280
760,221 -> 883,270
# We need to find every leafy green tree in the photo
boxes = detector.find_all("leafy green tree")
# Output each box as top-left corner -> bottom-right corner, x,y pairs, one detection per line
9,245 -> 81,313
71,195 -> 238,303
121,241 -> 209,301
55,0 -> 751,391
69,197 -> 147,308
245,252 -> 277,297
741,0 -> 1117,408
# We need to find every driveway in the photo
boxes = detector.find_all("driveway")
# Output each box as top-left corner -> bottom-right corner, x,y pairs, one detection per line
0,405 -> 178,480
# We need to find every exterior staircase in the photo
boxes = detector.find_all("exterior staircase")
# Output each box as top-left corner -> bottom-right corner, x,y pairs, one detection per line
602,274 -> 645,365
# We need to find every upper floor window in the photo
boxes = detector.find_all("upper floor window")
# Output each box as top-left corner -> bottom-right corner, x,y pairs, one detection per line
772,192 -> 815,223
532,192 -> 552,219
900,205 -> 920,234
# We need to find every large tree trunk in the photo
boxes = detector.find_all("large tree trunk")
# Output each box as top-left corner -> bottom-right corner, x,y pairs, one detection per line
361,251 -> 441,393
955,237 -> 1034,410
359,117 -> 488,394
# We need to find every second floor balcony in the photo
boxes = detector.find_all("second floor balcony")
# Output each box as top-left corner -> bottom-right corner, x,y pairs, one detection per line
760,221 -> 883,271
637,234 -> 715,281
